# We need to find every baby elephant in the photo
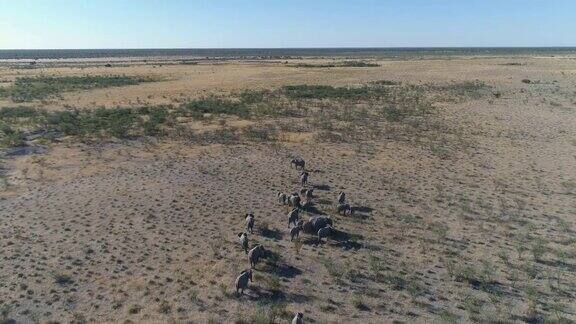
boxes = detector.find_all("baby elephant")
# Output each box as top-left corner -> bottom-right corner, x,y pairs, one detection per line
338,191 -> 346,204
292,312 -> 304,324
277,192 -> 288,205
290,223 -> 303,241
287,208 -> 300,228
305,188 -> 314,201
248,244 -> 265,268
235,269 -> 253,295
336,203 -> 353,215
317,225 -> 333,244
289,194 -> 301,209
245,213 -> 255,234
300,188 -> 313,200
291,158 -> 306,170
237,232 -> 249,254
300,171 -> 309,186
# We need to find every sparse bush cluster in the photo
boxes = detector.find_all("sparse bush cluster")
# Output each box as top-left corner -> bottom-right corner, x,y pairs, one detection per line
340,61 -> 380,67
291,61 -> 380,68
421,80 -> 489,102
180,98 -> 250,118
371,79 -> 400,86
0,123 -> 25,147
0,80 -> 489,148
0,75 -> 158,102
0,105 -> 172,146
281,84 -> 378,100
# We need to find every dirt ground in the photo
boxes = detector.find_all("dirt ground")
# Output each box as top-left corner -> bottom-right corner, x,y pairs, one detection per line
1,55 -> 575,323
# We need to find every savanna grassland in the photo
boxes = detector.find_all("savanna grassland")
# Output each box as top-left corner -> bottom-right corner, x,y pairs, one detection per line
0,55 -> 575,323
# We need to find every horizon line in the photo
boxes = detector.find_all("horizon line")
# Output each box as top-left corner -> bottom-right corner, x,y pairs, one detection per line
1,46 -> 576,51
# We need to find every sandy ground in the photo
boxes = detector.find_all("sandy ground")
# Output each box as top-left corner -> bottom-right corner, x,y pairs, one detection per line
1,56 -> 574,109
1,56 -> 575,323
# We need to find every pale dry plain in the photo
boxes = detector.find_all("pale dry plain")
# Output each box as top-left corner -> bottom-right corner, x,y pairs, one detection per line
0,55 -> 575,323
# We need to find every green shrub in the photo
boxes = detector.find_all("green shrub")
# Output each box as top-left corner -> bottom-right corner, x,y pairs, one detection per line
250,103 -> 280,117
0,123 -> 25,147
180,98 -> 250,118
46,110 -> 82,136
371,80 -> 400,86
426,81 -> 489,100
292,63 -> 336,68
380,106 -> 406,122
282,84 -> 373,100
138,106 -> 169,136
239,89 -> 269,104
0,106 -> 40,119
340,61 -> 380,67
100,108 -> 137,138
44,108 -> 137,138
0,87 -> 9,99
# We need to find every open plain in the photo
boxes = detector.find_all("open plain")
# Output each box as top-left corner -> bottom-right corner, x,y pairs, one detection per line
1,54 -> 575,323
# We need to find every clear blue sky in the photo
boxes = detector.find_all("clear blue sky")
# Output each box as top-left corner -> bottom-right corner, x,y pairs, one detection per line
0,0 -> 574,49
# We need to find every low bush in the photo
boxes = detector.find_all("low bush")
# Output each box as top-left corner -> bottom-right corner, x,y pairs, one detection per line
292,61 -> 379,68
371,80 -> 400,86
282,84 -> 374,100
180,98 -> 250,118
340,61 -> 380,67
0,123 -> 25,147
425,80 -> 489,100
239,89 -> 270,104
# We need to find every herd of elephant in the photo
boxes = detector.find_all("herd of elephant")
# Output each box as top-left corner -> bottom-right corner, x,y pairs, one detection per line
233,157 -> 354,324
